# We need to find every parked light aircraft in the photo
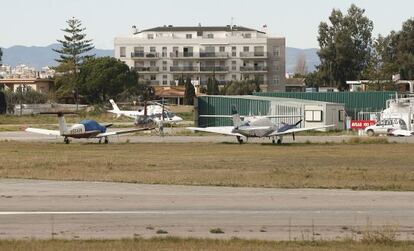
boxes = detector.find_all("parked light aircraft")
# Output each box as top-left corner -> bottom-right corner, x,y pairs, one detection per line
25,112 -> 150,144
389,129 -> 414,137
108,99 -> 183,125
187,106 -> 334,144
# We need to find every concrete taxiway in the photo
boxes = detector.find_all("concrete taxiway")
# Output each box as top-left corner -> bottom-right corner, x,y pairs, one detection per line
0,179 -> 413,240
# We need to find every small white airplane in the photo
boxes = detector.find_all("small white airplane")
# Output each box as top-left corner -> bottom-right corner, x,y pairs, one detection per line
108,99 -> 183,125
25,112 -> 151,144
187,106 -> 335,144
389,129 -> 414,137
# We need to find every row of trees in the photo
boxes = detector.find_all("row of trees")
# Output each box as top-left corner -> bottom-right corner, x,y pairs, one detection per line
296,4 -> 414,90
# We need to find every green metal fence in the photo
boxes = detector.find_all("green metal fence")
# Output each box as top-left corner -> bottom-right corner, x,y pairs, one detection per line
254,92 -> 396,118
197,96 -> 270,127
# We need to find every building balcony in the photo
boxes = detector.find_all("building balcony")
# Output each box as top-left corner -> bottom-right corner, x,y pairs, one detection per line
141,80 -> 160,85
133,66 -> 160,72
239,52 -> 267,58
170,66 -> 199,72
170,52 -> 197,58
200,66 -> 229,72
131,52 -> 160,58
240,66 -> 268,72
199,52 -> 229,58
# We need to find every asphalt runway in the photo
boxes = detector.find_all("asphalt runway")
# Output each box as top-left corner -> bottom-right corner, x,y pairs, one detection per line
1,130 -> 414,144
0,179 -> 413,240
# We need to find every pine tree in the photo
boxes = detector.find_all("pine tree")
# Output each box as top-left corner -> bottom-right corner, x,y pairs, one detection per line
53,17 -> 94,73
207,77 -> 220,95
53,17 -> 94,98
184,77 -> 195,105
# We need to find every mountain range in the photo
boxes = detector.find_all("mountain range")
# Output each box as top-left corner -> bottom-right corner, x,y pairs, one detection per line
1,44 -> 319,73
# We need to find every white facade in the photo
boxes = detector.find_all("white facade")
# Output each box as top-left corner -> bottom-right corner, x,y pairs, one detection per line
114,25 -> 286,91
382,97 -> 414,131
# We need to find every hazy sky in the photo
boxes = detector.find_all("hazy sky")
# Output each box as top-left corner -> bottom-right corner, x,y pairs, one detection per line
1,0 -> 413,49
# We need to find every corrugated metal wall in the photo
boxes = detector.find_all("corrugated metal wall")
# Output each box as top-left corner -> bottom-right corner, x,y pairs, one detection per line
254,92 -> 395,118
197,96 -> 271,126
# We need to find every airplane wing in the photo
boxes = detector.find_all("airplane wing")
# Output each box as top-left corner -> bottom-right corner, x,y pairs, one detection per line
199,115 -> 301,118
187,126 -> 243,136
25,128 -> 61,136
268,125 -> 335,136
96,128 -> 153,138
390,129 -> 414,137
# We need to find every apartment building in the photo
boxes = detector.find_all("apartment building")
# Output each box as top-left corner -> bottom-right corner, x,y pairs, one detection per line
114,25 -> 285,91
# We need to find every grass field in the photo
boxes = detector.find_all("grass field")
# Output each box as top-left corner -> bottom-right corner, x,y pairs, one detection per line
0,141 -> 413,191
0,238 -> 413,251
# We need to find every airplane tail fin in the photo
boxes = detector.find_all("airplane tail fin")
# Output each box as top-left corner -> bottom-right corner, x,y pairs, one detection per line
231,105 -> 243,128
109,99 -> 121,118
57,113 -> 68,135
294,119 -> 303,127
109,99 -> 120,112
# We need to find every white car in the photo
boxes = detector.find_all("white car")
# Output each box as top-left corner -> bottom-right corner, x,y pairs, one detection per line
365,118 -> 407,136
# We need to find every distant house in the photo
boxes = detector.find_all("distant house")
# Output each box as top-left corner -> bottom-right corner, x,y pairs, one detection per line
154,86 -> 185,105
285,78 -> 306,92
0,78 -> 53,94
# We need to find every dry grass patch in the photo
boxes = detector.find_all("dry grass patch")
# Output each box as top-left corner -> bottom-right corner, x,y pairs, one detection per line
0,238 -> 413,251
0,142 -> 413,190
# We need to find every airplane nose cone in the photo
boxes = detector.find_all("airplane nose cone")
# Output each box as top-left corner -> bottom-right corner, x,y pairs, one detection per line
174,116 -> 183,122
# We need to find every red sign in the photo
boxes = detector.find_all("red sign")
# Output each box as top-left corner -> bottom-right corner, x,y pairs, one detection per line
350,120 -> 376,129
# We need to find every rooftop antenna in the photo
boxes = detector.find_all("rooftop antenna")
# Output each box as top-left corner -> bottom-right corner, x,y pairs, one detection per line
230,17 -> 235,36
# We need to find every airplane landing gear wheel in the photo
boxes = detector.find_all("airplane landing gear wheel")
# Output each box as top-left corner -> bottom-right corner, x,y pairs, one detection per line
64,137 -> 70,144
272,138 -> 276,144
104,137 -> 109,144
236,136 -> 244,144
277,139 -> 282,145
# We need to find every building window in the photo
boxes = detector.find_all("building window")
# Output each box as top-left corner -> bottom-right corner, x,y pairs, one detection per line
150,47 -> 156,53
162,47 -> 167,57
254,46 -> 264,56
183,47 -> 193,57
305,110 -> 323,122
274,75 -> 280,85
231,61 -> 237,71
150,75 -> 156,81
147,34 -> 154,39
162,61 -> 167,71
243,33 -> 252,38
150,61 -> 156,67
207,33 -> 214,39
219,46 -> 225,52
275,61 -> 280,71
232,75 -> 237,80
186,34 -> 192,39
243,46 -> 249,52
162,75 -> 168,85
273,46 -> 280,57
120,47 -> 126,57
231,46 -> 237,57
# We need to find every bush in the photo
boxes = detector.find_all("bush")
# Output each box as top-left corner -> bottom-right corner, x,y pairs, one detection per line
0,91 -> 6,114
156,229 -> 168,234
4,87 -> 48,113
209,228 -> 225,234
